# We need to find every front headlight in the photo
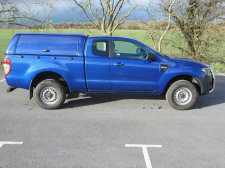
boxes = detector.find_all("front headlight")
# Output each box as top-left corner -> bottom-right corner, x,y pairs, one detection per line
202,67 -> 212,76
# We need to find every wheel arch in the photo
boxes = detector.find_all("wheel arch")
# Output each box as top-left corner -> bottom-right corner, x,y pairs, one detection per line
163,75 -> 202,95
29,71 -> 70,99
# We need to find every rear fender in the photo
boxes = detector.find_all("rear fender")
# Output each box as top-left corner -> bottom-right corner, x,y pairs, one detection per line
27,65 -> 73,99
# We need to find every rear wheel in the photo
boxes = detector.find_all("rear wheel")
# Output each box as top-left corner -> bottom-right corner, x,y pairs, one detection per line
34,79 -> 66,109
166,80 -> 199,110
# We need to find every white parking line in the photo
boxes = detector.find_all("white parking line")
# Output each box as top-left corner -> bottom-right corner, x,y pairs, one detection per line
0,141 -> 23,148
0,79 -> 5,83
125,144 -> 162,168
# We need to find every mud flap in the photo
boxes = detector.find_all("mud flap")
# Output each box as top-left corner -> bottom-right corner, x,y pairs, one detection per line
29,87 -> 33,99
6,87 -> 16,93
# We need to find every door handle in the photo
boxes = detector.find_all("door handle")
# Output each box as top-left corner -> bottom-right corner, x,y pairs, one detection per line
42,49 -> 50,52
15,55 -> 24,58
113,62 -> 125,67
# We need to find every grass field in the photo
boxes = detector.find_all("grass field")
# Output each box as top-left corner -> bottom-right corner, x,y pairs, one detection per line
0,28 -> 225,73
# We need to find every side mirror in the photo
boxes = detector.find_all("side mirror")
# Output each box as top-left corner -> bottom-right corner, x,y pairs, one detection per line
146,53 -> 156,61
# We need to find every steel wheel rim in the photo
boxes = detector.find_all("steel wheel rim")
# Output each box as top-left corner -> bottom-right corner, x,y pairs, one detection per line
40,87 -> 58,105
173,87 -> 193,106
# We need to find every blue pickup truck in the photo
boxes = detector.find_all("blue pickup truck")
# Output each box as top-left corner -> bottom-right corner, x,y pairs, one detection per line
2,33 -> 215,110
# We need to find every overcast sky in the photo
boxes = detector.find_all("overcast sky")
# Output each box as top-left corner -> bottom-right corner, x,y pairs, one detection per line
15,0 -> 163,23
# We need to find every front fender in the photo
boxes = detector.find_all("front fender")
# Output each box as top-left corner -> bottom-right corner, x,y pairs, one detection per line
158,67 -> 205,95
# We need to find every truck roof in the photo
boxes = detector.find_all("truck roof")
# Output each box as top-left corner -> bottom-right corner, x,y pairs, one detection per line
89,35 -> 130,38
14,32 -> 87,38
14,33 -> 132,40
89,35 -> 139,42
13,33 -> 142,45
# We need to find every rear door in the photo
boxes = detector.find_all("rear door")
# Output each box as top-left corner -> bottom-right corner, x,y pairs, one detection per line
110,39 -> 161,92
85,38 -> 111,92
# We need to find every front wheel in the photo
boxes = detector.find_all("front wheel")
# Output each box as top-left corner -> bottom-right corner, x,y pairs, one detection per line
166,80 -> 199,110
34,79 -> 66,109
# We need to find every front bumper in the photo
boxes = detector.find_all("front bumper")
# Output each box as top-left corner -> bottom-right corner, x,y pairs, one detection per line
209,68 -> 215,93
199,68 -> 215,95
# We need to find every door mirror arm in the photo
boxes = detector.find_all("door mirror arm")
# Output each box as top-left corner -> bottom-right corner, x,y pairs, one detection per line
146,53 -> 156,62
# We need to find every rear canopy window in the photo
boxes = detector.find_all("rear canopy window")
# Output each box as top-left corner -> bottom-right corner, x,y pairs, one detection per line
16,34 -> 85,56
6,34 -> 19,54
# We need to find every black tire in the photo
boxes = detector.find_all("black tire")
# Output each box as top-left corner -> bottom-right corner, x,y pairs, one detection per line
166,80 -> 199,110
34,79 -> 66,109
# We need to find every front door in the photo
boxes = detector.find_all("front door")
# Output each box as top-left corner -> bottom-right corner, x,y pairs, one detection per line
85,39 -> 111,92
110,39 -> 161,93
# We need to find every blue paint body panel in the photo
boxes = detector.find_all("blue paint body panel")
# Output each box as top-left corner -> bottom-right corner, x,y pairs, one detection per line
4,33 -> 209,96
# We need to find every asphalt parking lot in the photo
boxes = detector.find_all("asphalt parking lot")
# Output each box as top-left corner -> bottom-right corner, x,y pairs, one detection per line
0,73 -> 225,168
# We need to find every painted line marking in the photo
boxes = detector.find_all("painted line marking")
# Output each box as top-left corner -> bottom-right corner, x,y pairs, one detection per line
0,141 -> 23,148
125,144 -> 162,168
0,79 -> 5,83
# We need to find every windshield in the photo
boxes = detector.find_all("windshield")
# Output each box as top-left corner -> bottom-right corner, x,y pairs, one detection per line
135,40 -> 163,56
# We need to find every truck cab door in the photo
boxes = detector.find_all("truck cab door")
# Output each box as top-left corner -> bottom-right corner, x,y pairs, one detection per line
85,39 -> 111,92
110,39 -> 162,93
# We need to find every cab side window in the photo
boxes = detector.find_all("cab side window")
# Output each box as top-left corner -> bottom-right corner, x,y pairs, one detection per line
93,41 -> 109,57
112,40 -> 147,59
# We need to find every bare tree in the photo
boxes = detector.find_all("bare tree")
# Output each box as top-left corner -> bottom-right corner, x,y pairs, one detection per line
163,0 -> 225,61
0,0 -> 18,24
1,0 -> 56,29
157,0 -> 176,52
144,0 -> 177,53
16,0 -> 56,30
72,0 -> 135,35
